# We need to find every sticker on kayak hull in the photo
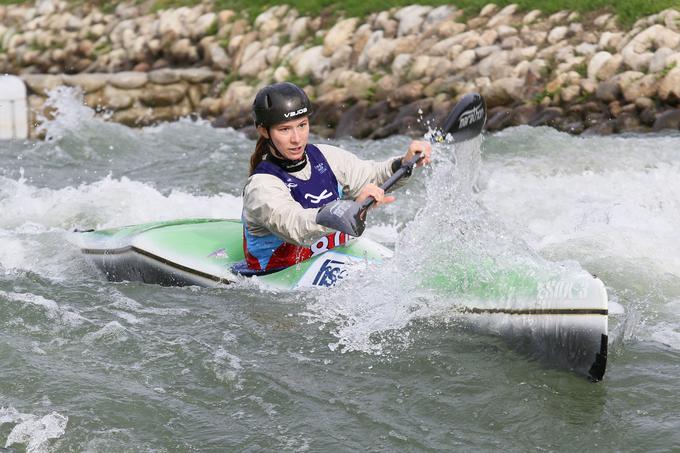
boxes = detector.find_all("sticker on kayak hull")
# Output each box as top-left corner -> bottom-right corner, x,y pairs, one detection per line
295,252 -> 364,288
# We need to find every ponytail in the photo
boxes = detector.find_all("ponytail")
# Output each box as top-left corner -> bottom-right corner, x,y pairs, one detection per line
249,136 -> 269,175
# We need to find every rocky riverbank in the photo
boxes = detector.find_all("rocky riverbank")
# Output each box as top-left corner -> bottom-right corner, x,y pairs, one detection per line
4,1 -> 680,138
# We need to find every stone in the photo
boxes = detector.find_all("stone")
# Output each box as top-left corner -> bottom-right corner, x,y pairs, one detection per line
392,53 -> 413,80
323,18 -> 358,57
658,67 -> 680,101
102,85 -> 135,110
436,21 -> 466,38
206,42 -> 230,70
178,67 -> 215,83
588,52 -> 622,81
395,5 -> 431,37
192,12 -> 217,39
523,10 -> 541,24
61,73 -> 108,93
451,49 -> 476,71
653,109 -> 680,130
485,106 -> 513,131
239,48 -> 268,78
291,45 -> 325,78
110,71 -> 148,89
497,25 -> 518,39
548,26 -> 569,44
481,77 -> 524,107
621,73 -> 658,102
648,47 -> 675,73
335,100 -> 371,138
273,66 -> 290,83
149,69 -> 180,85
330,45 -> 352,69
21,74 -> 63,95
621,25 -> 680,72
635,96 -> 654,110
170,38 -> 199,62
140,83 -> 186,107
560,84 -> 581,103
391,81 -> 424,105
595,80 -> 621,102
289,16 -> 309,42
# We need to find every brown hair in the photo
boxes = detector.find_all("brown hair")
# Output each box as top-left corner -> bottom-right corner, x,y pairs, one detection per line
249,136 -> 270,175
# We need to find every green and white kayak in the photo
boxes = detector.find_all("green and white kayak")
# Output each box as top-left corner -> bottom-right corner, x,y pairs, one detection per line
73,218 -> 608,381
75,218 -> 392,289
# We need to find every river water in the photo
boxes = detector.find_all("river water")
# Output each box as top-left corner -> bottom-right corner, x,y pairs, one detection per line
1,88 -> 679,452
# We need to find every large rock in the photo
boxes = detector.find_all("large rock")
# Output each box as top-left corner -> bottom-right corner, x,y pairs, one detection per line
139,83 -> 186,107
323,18 -> 358,57
289,17 -> 309,42
110,71 -> 148,89
658,67 -> 680,101
481,77 -> 524,107
621,73 -> 658,102
391,53 -> 413,80
62,73 -> 108,93
394,5 -> 431,37
621,24 -> 680,71
452,49 -> 476,71
587,52 -> 622,81
239,48 -> 268,78
653,109 -> 680,130
291,45 -> 330,81
21,74 -> 63,95
205,42 -> 230,70
648,47 -> 675,73
149,69 -> 181,85
178,67 -> 216,83
102,85 -> 135,110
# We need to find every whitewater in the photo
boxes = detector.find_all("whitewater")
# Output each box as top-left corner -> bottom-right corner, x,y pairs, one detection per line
0,88 -> 678,451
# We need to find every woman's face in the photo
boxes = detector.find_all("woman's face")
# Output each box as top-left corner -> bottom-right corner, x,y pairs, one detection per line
259,116 -> 309,160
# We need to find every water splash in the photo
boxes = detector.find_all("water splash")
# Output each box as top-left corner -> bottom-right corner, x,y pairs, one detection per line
307,137 -> 588,355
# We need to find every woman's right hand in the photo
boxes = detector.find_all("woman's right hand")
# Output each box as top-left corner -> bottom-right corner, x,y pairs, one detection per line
355,183 -> 395,207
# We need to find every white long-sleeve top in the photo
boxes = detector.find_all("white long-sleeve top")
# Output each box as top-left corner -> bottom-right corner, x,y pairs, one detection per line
242,143 -> 408,246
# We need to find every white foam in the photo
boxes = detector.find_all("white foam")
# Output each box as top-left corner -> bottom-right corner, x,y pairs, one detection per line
1,407 -> 68,453
0,290 -> 87,327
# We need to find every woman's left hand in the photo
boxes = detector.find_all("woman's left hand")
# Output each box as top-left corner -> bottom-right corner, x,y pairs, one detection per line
402,140 -> 433,167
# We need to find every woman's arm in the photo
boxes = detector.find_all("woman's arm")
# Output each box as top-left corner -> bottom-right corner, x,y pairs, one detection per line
243,173 -> 333,246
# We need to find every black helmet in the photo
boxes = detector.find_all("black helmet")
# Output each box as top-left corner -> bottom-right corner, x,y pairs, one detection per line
253,82 -> 312,128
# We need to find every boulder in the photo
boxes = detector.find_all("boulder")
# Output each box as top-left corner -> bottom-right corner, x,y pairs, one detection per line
110,71 -> 148,89
621,25 -> 680,72
481,77 -> 524,108
140,83 -> 186,107
291,45 -> 330,80
149,69 -> 181,85
621,73 -> 658,102
323,18 -> 358,57
452,49 -> 476,71
178,67 -> 216,83
289,17 -> 309,42
653,109 -> 680,130
391,81 -> 424,105
238,48 -> 268,78
335,101 -> 372,138
21,74 -> 63,95
102,85 -> 136,110
648,47 -> 675,73
596,80 -> 621,102
547,26 -> 569,44
588,52 -> 623,81
658,67 -> 680,101
62,73 -> 108,93
394,5 -> 431,37
391,53 -> 413,80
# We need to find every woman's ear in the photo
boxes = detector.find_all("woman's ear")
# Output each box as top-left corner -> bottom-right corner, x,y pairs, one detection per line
257,126 -> 270,139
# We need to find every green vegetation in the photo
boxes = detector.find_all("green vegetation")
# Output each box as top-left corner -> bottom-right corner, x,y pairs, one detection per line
1,0 -> 679,27
659,61 -> 678,78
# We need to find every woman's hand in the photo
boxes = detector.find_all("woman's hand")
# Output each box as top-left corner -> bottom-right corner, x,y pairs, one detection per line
355,183 -> 396,207
402,140 -> 433,167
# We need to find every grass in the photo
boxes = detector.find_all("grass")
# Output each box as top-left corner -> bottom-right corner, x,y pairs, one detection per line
1,0 -> 679,27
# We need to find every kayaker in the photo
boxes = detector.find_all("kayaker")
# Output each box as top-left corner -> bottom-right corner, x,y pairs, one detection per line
240,81 -> 431,273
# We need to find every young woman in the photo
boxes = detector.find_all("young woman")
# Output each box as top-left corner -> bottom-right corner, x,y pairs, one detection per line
241,82 -> 432,273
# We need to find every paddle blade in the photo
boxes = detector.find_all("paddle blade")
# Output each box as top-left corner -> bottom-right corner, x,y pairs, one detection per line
316,199 -> 366,237
439,92 -> 487,143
